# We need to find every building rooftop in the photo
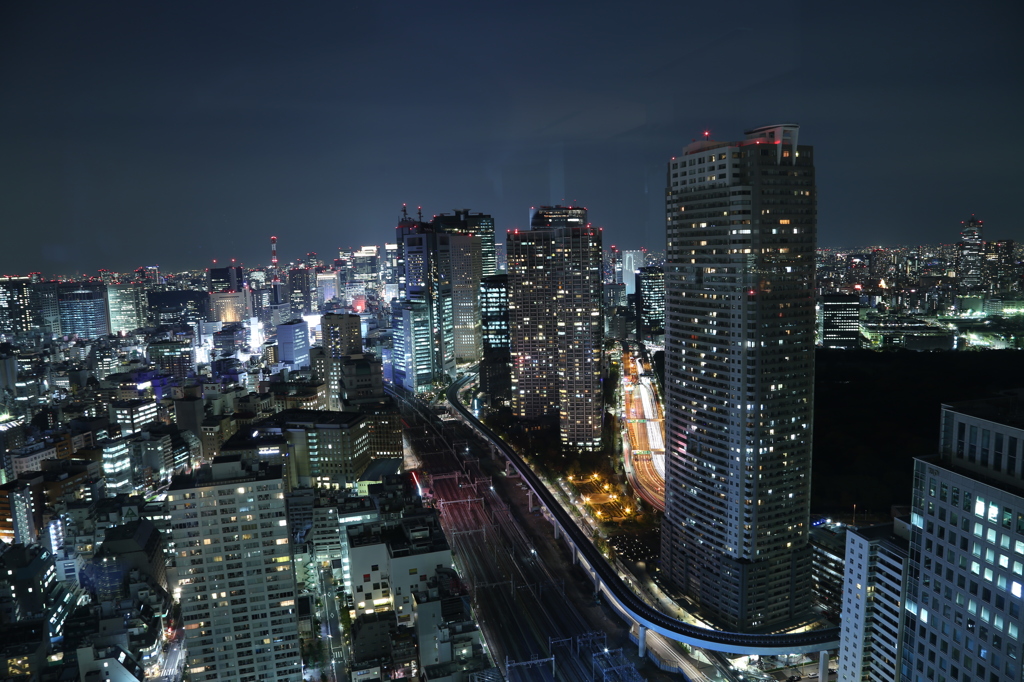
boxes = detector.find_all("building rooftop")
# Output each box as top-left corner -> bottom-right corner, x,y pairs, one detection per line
259,408 -> 365,429
943,390 -> 1024,431
359,458 -> 402,482
168,457 -> 283,490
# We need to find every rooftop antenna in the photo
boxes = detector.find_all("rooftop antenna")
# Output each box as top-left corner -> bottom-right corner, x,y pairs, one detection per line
401,203 -> 409,220
417,206 -> 423,221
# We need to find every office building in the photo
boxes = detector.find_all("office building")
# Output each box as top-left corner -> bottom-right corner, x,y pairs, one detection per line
316,271 -> 339,307
382,243 -> 400,285
507,205 -> 603,451
392,302 -> 435,393
392,214 -> 455,393
494,241 -> 506,273
450,233 -> 483,363
809,521 -> 847,620
635,266 -> 665,342
277,319 -> 310,370
662,124 -> 816,632
148,340 -> 196,380
821,293 -> 861,349
0,276 -> 33,336
288,267 -> 314,316
432,209 -> 497,277
208,266 -> 244,293
838,523 -> 909,682
147,290 -> 209,328
209,289 -> 252,324
322,313 -> 363,358
351,246 -> 380,285
256,409 -> 371,489
109,399 -> 159,436
101,437 -> 135,497
957,215 -> 985,294
985,239 -> 1018,294
254,282 -> 290,328
57,284 -> 109,339
622,250 -> 644,295
105,283 -> 147,335
605,245 -> 623,284
900,395 -> 1024,682
168,458 -> 301,682
479,274 -> 511,403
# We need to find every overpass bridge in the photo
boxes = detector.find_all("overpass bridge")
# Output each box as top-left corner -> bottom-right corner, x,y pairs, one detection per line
445,375 -> 840,660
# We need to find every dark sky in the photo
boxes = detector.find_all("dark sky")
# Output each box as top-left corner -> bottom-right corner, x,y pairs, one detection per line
1,1 -> 1021,276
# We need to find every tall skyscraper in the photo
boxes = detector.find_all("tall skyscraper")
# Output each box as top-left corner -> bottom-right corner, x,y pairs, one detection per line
958,215 -> 985,293
254,282 -> 290,328
432,209 -> 497,277
900,395 -> 1024,682
622,250 -> 644,295
635,266 -> 665,342
351,246 -> 380,285
392,213 -> 456,393
450,234 -> 483,363
662,124 -> 817,632
508,205 -> 603,451
105,283 -> 148,335
57,283 -> 109,339
168,458 -> 301,682
479,274 -> 511,404
288,267 -> 314,316
985,239 -> 1018,294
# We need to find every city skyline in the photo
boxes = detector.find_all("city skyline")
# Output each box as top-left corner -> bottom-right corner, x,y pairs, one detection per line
2,2 -> 1021,275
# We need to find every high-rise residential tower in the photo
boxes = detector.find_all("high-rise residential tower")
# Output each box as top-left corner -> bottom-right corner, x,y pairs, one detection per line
662,124 -> 817,632
168,458 -> 301,682
507,205 -> 603,451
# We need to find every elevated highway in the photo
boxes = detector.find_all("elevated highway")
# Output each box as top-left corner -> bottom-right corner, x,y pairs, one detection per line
446,375 -> 840,657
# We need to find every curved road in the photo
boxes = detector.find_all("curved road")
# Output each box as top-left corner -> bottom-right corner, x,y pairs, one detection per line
621,348 -> 666,510
447,375 -> 840,656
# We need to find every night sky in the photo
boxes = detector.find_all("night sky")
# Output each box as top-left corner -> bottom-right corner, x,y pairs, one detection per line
1,1 -> 1021,276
